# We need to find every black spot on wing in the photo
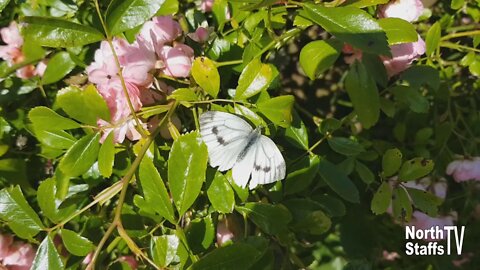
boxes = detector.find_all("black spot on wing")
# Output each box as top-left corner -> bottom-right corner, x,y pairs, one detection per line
263,166 -> 271,172
217,136 -> 226,145
212,126 -> 219,134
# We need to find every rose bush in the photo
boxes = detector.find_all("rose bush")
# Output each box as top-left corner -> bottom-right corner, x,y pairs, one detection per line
0,0 -> 479,269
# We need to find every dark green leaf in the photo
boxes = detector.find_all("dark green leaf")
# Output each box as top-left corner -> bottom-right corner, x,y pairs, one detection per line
382,148 -> 402,177
328,137 -> 365,156
207,171 -> 235,213
304,4 -> 389,55
186,216 -> 215,253
56,85 -> 111,125
299,39 -> 341,80
283,199 -> 331,235
22,17 -> 104,47
398,158 -> 434,182
0,186 -> 44,239
107,0 -> 166,35
257,95 -> 294,128
30,236 -> 64,270
392,187 -> 412,222
406,188 -> 442,216
0,0 -> 10,12
168,132 -> 208,216
426,22 -> 441,57
41,51 -> 76,85
285,155 -> 320,194
355,161 -> 375,184
345,61 -> 380,129
284,110 -> 309,150
61,229 -> 95,256
317,159 -> 360,203
190,243 -> 261,270
371,181 -> 392,214
390,85 -> 429,113
312,194 -> 346,217
139,156 -> 176,223
343,0 -> 389,7
400,65 -> 440,90
59,133 -> 101,177
192,57 -> 220,98
236,202 -> 292,235
29,106 -> 81,131
235,58 -> 273,100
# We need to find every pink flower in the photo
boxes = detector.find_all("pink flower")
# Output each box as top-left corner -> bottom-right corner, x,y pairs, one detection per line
382,250 -> 400,261
407,211 -> 457,241
2,242 -> 36,270
82,252 -> 93,265
0,234 -> 13,258
97,79 -> 142,123
379,0 -> 424,22
119,256 -> 137,269
188,27 -> 210,43
35,60 -> 48,77
0,22 -> 23,48
446,157 -> 480,182
139,16 -> 182,48
381,35 -> 426,77
216,218 -> 235,246
98,118 -> 145,144
158,43 -> 194,78
200,0 -> 214,12
86,41 -> 119,86
403,177 -> 447,200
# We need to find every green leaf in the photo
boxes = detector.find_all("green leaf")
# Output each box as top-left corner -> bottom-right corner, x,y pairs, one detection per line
299,39 -> 341,80
285,155 -> 320,194
168,132 -> 208,216
344,61 -> 380,129
406,188 -> 442,216
343,0 -> 389,8
169,88 -> 198,102
390,85 -> 429,113
207,171 -> 235,213
425,22 -> 441,57
139,156 -> 176,223
41,51 -> 76,85
190,243 -> 261,270
378,18 -> 418,45
186,216 -> 215,253
61,229 -> 95,256
151,234 -> 180,267
400,65 -> 440,91
98,133 -> 115,178
317,159 -> 360,203
284,199 -> 331,235
235,58 -> 273,100
312,194 -> 346,217
31,236 -> 64,270
382,148 -> 402,177
451,0 -> 464,9
37,178 -> 59,223
398,158 -> 434,182
0,186 -> 44,239
29,106 -> 81,131
22,17 -> 104,48
392,187 -> 412,222
304,4 -> 389,55
371,181 -> 392,214
257,95 -> 294,128
106,0 -> 166,35
0,0 -> 10,12
59,133 -> 101,177
35,129 -> 77,149
192,57 -> 220,98
327,137 -> 365,156
156,0 -> 178,15
0,159 -> 31,191
236,202 -> 292,235
56,85 -> 110,125
355,161 -> 375,184
284,110 -> 309,150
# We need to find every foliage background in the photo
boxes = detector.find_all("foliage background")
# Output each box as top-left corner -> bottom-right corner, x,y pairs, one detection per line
0,0 -> 479,269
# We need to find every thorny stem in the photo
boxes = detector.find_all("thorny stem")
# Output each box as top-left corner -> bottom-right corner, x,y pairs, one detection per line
86,101 -> 178,270
93,0 -> 147,137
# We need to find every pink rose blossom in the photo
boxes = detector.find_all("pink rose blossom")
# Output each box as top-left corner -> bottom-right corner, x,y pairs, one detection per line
119,255 -> 138,269
381,35 -> 426,77
446,157 -> 480,182
342,43 -> 363,64
140,16 -> 182,49
97,79 -> 142,123
0,235 -> 13,258
188,27 -> 210,43
216,218 -> 235,246
200,0 -> 214,12
35,60 -> 48,77
98,118 -> 145,144
2,241 -> 36,270
0,22 -> 23,48
407,211 -> 457,241
379,0 -> 424,22
382,250 -> 400,261
82,252 -> 93,265
86,41 -> 119,86
158,43 -> 194,78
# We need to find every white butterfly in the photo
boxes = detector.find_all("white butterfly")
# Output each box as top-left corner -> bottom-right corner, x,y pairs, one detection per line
199,111 -> 286,189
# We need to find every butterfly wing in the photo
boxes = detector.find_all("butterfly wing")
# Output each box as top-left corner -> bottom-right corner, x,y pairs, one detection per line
199,111 -> 253,171
248,135 -> 286,189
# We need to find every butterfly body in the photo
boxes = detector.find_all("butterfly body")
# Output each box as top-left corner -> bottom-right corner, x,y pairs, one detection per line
199,111 -> 286,189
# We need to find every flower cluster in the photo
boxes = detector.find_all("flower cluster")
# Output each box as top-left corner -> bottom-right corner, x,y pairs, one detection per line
86,16 -> 193,143
0,234 -> 36,270
342,0 -> 426,77
446,157 -> 480,182
0,22 -> 46,79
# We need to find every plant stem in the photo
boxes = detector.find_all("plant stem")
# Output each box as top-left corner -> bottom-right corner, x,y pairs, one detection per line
441,30 -> 480,41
